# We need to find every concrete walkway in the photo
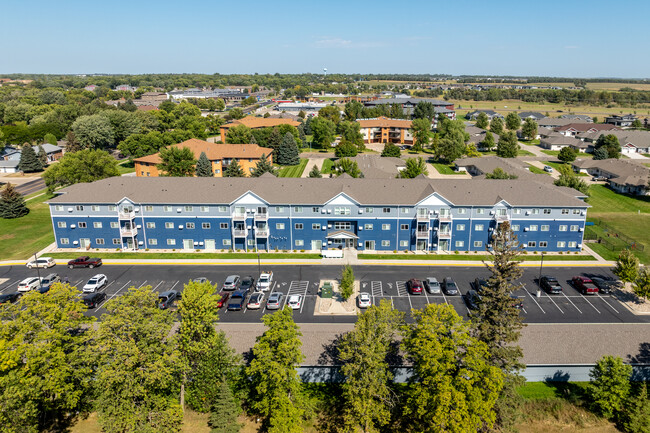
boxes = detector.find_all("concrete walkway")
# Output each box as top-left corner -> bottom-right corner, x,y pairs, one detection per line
302,158 -> 325,178
518,141 -> 548,158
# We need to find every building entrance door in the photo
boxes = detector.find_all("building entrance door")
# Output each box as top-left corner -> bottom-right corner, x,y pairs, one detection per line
183,239 -> 194,250
311,240 -> 322,251
439,240 -> 449,251
80,238 -> 91,249
205,239 -> 216,250
125,238 -> 135,250
365,240 -> 375,250
416,240 -> 427,250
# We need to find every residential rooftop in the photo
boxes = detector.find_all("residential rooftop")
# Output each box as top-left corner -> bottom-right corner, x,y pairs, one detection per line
221,116 -> 301,130
133,139 -> 272,164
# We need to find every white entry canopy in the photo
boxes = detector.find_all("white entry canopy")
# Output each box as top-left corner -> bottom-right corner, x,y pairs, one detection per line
326,230 -> 359,239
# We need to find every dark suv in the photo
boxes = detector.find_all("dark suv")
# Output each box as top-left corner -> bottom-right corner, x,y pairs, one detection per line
442,277 -> 459,296
540,276 -> 562,294
82,292 -> 106,308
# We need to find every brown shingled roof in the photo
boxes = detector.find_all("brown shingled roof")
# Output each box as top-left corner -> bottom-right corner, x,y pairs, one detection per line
358,116 -> 413,129
133,139 -> 273,164
222,116 -> 300,130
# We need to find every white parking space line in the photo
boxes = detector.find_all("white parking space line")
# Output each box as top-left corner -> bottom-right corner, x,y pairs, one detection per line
422,288 -> 430,304
543,292 -> 564,314
395,281 -> 407,297
371,281 -> 383,297
440,291 -> 448,304
523,284 -> 546,314
579,294 -> 601,313
0,280 -> 19,293
96,280 -> 131,310
72,279 -> 84,287
597,294 -> 619,314
137,280 -> 148,289
168,280 -> 180,292
561,292 -> 583,314
100,281 -> 115,292
150,281 -> 164,293
300,281 -> 309,314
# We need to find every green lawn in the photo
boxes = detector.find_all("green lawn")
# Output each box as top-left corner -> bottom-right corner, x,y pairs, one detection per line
526,164 -> 549,175
520,139 -> 540,146
517,382 -> 590,400
541,149 -> 593,159
480,149 -> 535,157
0,193 -> 55,260
47,252 -> 322,260
278,158 -> 308,177
431,163 -> 465,175
117,160 -> 135,175
321,158 -> 334,174
357,253 -> 595,261
542,160 -> 588,176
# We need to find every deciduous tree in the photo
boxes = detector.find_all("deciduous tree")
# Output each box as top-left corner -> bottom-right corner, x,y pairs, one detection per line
71,114 -> 115,149
225,125 -> 253,144
558,146 -> 578,163
490,117 -> 504,135
505,112 -> 521,130
157,146 -> 197,177
338,120 -> 365,150
485,167 -> 518,179
381,143 -> 401,157
496,131 -> 519,158
633,267 -> 650,302
399,157 -> 428,178
595,134 -> 622,159
554,163 -> 590,195
196,151 -> 213,177
475,112 -> 489,129
344,100 -> 364,121
44,149 -> 119,192
588,355 -> 632,420
613,249 -> 640,283
521,118 -> 538,140
335,141 -> 358,158
410,118 -> 431,151
0,182 -> 29,219
481,130 -> 496,151
318,105 -> 341,125
310,116 -> 336,149
413,101 -> 435,121
333,158 -> 362,178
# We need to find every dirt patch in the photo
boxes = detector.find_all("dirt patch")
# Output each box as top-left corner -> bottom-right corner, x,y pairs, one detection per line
314,279 -> 359,315
612,282 -> 650,314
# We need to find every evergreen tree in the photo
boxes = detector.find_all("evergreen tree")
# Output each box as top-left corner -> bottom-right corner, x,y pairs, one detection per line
475,112 -> 489,129
490,117 -> 504,135
612,249 -> 640,283
0,183 -> 29,219
413,101 -> 435,121
249,135 -> 257,144
595,134 -> 622,159
496,131 -> 519,158
37,145 -> 48,166
223,159 -> 246,177
381,143 -> 401,157
304,116 -> 313,135
481,130 -> 496,151
251,154 -> 277,177
633,267 -> 650,302
593,146 -> 609,160
276,132 -> 300,165
505,112 -> 521,130
267,127 -> 283,150
18,145 -> 43,172
196,151 -> 213,177
208,381 -> 241,433
297,123 -> 307,144
588,355 -> 632,420
308,164 -> 322,178
621,382 -> 650,433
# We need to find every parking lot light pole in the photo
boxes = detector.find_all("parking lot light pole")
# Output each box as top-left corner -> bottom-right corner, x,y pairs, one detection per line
537,252 -> 544,298
33,253 -> 42,282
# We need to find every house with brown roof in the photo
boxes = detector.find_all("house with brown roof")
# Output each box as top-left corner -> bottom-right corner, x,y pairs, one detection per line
578,130 -> 650,154
572,158 -> 649,195
358,117 -> 414,144
540,135 -> 588,152
219,116 -> 301,142
133,139 -> 273,178
555,123 -> 619,137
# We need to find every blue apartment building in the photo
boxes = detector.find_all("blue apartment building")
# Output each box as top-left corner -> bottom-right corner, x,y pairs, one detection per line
47,175 -> 588,253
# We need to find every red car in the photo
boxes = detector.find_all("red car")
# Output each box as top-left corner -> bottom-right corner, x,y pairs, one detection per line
216,291 -> 231,308
406,279 -> 424,295
572,276 -> 599,295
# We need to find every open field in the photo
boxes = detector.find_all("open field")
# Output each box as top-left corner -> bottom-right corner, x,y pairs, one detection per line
452,99 -> 650,118
0,192 -> 54,261
278,158 -> 308,177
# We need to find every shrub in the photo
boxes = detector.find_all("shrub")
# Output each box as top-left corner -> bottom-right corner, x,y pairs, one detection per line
454,250 -> 459,254
340,265 -> 354,301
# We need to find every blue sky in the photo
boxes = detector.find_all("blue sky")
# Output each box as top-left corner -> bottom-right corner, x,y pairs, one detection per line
3,0 -> 649,77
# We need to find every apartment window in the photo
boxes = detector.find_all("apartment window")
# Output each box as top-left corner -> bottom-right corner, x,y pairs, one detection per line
312,207 -> 320,213
400,224 -> 409,230
219,206 -> 228,212
532,209 -> 540,215
148,238 -> 158,246
200,206 -> 209,212
95,238 -> 105,245
295,240 -> 304,247
559,225 -> 568,232
400,240 -> 408,247
456,224 -> 465,231
528,241 -> 536,248
110,222 -> 118,229
458,208 -> 467,214
401,208 -> 409,214
112,239 -> 121,245
60,238 -> 69,245
513,209 -> 521,215
572,209 -> 581,215
248,239 -> 255,246
202,223 -> 211,229
91,205 -> 100,212
145,206 -> 153,212
223,239 -> 232,246
557,241 -> 566,248
568,241 -> 577,248
165,222 -> 174,229
184,206 -> 193,212
276,223 -> 285,230
146,222 -> 155,229
335,207 -> 350,215
164,206 -> 172,212
365,207 -> 374,214
93,222 -> 102,228
186,222 -> 195,229
570,225 -> 579,232
167,239 -> 176,246
541,225 -> 550,232
561,209 -> 569,215
220,223 -> 228,229
334,222 -> 351,230
475,224 -> 484,231
78,222 -> 87,228
455,241 -> 464,248
275,206 -> 283,213
312,223 -> 321,230
75,205 -> 84,211
381,240 -> 390,247
476,208 -> 485,215
473,241 -> 483,248
382,207 -> 390,213
57,221 -> 66,228
364,224 -> 373,230
109,205 -> 117,211
539,241 -> 548,247
543,208 -> 551,214
529,225 -> 538,232
294,206 -> 303,213
511,225 -> 520,231
382,224 -> 390,230
295,223 -> 303,230
55,205 -> 63,211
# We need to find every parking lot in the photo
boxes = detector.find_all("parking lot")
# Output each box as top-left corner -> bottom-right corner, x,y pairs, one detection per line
0,264 -> 646,324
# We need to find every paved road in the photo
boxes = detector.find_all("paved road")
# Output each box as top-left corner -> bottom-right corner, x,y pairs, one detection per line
1,264 -> 645,325
14,178 -> 46,196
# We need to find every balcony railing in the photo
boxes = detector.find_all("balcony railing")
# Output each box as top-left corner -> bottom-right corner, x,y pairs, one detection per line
438,230 -> 452,239
494,213 -> 510,222
254,213 -> 268,221
416,230 -> 429,239
438,213 -> 453,222
232,228 -> 247,237
118,211 -> 135,220
232,213 -> 247,221
120,227 -> 138,236
255,227 -> 269,237
416,212 -> 429,222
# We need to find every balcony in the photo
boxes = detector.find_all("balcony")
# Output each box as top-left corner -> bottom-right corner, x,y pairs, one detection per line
494,213 -> 510,222
254,213 -> 268,221
232,213 -> 247,221
120,226 -> 138,236
255,227 -> 269,237
118,211 -> 135,220
416,230 -> 429,239
438,213 -> 453,222
416,212 -> 430,222
438,230 -> 452,239
232,228 -> 248,237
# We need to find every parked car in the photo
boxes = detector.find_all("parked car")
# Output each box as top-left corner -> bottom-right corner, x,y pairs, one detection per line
591,277 -> 617,294
216,291 -> 231,308
423,277 -> 441,294
158,290 -> 179,310
357,292 -> 372,308
471,278 -> 489,292
40,273 -> 60,291
192,277 -> 208,284
247,292 -> 265,309
543,165 -> 553,173
26,257 -> 56,269
83,274 -> 107,293
572,276 -> 599,295
0,292 -> 21,304
82,292 -> 106,308
442,277 -> 459,296
256,272 -> 274,291
510,294 -> 524,309
17,277 -> 41,292
406,278 -> 424,295
540,276 -> 562,294
240,276 -> 255,293
67,256 -> 102,269
266,292 -> 284,310
227,290 -> 248,311
464,289 -> 481,310
222,275 -> 241,291
287,294 -> 302,310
